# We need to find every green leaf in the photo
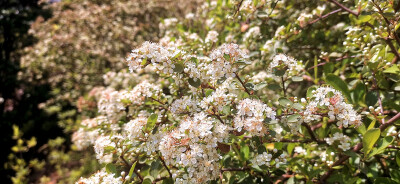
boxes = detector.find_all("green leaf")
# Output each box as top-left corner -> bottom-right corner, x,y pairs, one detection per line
287,114 -> 300,123
128,161 -> 137,178
150,160 -> 162,178
362,128 -> 380,156
267,83 -> 281,90
144,114 -> 158,132
173,63 -> 184,73
292,103 -> 303,110
240,145 -> 250,160
355,123 -> 366,135
357,15 -> 372,23
325,74 -> 351,103
287,143 -> 296,155
274,142 -> 283,150
383,65 -> 400,74
369,136 -> 394,157
367,119 -> 376,130
278,97 -> 293,106
106,163 -> 117,174
365,91 -> 378,106
142,176 -> 154,184
254,82 -> 268,90
397,152 -> 400,167
141,57 -> 148,65
273,68 -> 286,76
188,78 -> 201,88
374,177 -> 396,184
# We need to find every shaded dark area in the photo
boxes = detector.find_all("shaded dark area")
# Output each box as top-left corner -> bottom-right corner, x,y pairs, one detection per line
0,0 -> 60,182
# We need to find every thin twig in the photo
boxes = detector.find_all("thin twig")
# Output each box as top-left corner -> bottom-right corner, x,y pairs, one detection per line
328,0 -> 359,16
302,123 -> 324,143
307,8 -> 342,25
235,72 -> 252,95
159,155 -> 172,178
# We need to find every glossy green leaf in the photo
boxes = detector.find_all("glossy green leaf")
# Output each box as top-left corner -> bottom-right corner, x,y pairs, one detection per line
128,161 -> 137,178
144,114 -> 158,132
369,136 -> 394,157
105,163 -> 117,174
362,128 -> 380,156
325,74 -> 351,103
287,114 -> 300,122
279,97 -> 292,106
188,78 -> 201,88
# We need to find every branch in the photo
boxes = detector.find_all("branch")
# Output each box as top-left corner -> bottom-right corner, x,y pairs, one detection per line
235,72 -> 252,95
328,0 -> 359,17
379,112 -> 400,131
159,155 -> 172,178
307,8 -> 342,25
302,123 -> 324,143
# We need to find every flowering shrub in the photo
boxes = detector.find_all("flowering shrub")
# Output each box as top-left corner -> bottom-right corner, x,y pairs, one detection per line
69,0 -> 400,183
9,0 -> 400,183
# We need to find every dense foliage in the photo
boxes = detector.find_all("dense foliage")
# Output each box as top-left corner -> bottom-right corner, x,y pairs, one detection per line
5,0 -> 400,183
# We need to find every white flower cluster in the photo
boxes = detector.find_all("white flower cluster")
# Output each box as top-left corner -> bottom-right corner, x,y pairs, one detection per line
269,54 -> 304,80
75,169 -> 122,184
170,96 -> 200,115
94,136 -> 116,163
251,152 -> 287,168
207,43 -> 249,81
159,112 -> 229,184
102,71 -> 138,89
124,112 -> 149,140
159,18 -> 178,31
325,132 -> 351,151
97,81 -> 161,121
126,41 -> 181,74
200,80 -> 236,112
72,116 -> 109,150
205,30 -> 219,43
304,87 -> 362,128
234,99 -> 276,136
297,12 -> 313,27
243,26 -> 260,40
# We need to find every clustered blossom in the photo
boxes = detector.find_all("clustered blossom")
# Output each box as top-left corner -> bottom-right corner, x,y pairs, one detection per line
200,80 -> 236,112
159,112 -> 229,184
205,30 -> 219,43
76,169 -> 122,184
124,112 -> 149,140
126,41 -> 181,74
102,71 -> 138,89
234,99 -> 276,136
207,43 -> 250,81
243,26 -> 261,40
325,132 -> 351,151
170,96 -> 200,115
94,136 -> 116,163
97,81 -> 161,121
72,116 -> 109,150
251,152 -> 287,168
269,54 -> 304,80
304,86 -> 362,128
